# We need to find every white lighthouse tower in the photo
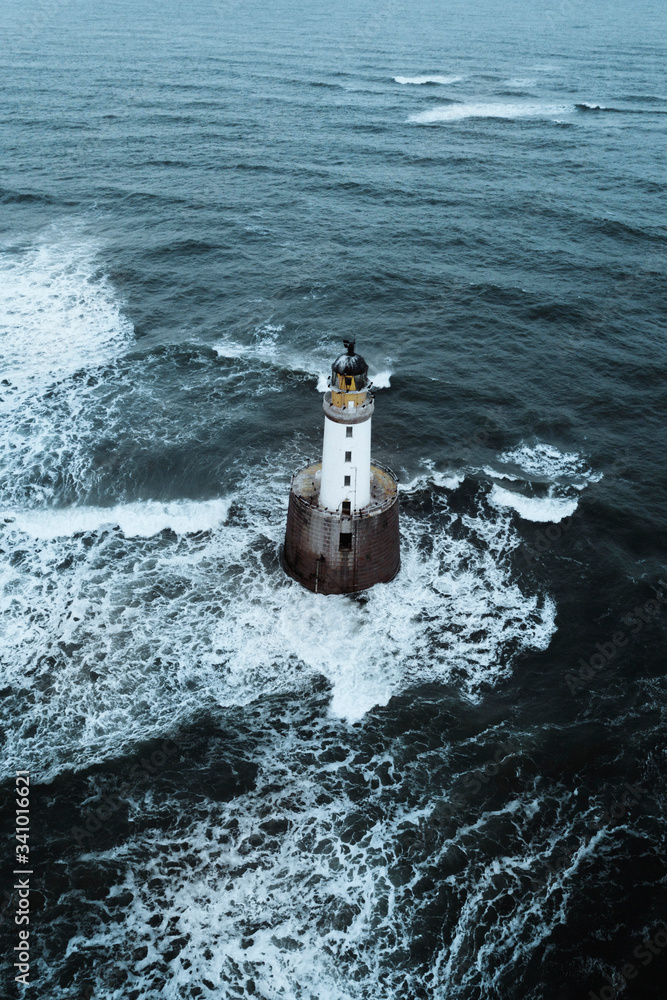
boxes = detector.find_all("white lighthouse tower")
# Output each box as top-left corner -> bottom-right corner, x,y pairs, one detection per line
283,341 -> 400,595
319,341 -> 373,513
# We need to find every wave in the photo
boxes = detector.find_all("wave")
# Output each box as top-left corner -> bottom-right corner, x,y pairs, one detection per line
216,327 -> 392,392
0,187 -> 55,205
217,323 -> 330,383
621,93 -> 667,104
0,230 -> 137,507
370,369 -> 392,389
482,442 -> 602,522
394,75 -> 462,85
481,467 -> 520,483
0,256 -> 392,512
308,79 -> 344,90
575,102 -> 667,116
0,229 -> 133,388
1,498 -> 230,539
0,342 -> 261,510
405,446 -> 598,523
502,78 -> 537,89
495,89 -> 535,98
45,711 -> 612,1000
0,458 -> 556,778
400,460 -> 464,493
410,102 -> 571,123
489,485 -> 578,523
215,322 -> 286,362
575,103 -> 627,114
497,442 -> 601,486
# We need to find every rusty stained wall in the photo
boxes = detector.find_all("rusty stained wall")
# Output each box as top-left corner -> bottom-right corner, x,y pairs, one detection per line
283,491 -> 400,595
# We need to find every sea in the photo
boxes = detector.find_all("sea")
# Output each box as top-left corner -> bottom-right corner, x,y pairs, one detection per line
0,0 -> 666,997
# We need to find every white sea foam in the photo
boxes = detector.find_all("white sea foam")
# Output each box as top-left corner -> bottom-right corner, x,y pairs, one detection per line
0,242 -> 561,1000
489,485 -> 577,523
0,244 -> 565,996
410,102 -> 571,123
215,322 -> 284,361
0,231 -> 136,507
1,499 -> 230,539
216,327 -> 392,394
57,722 -> 604,1000
207,468 -> 555,723
484,443 -> 601,521
214,323 -> 288,393
370,369 -> 392,389
482,466 -> 520,482
498,442 -> 601,485
430,799 -> 606,996
0,230 -> 133,387
0,458 -> 555,778
503,78 -> 537,88
400,460 -> 464,493
394,74 -> 463,85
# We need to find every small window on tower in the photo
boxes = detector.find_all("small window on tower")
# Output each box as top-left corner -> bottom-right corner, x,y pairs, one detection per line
345,451 -> 352,462
345,377 -> 352,389
346,427 -> 353,438
339,532 -> 352,550
342,500 -> 351,515
344,476 -> 351,486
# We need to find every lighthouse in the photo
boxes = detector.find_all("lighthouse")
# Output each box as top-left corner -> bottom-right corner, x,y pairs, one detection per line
283,341 -> 400,595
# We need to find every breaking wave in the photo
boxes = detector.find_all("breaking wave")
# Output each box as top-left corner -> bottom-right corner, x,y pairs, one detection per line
489,485 -> 578,523
482,442 -> 601,522
394,74 -> 463,85
0,498 -> 231,539
216,326 -> 392,394
0,457 -> 556,779
0,238 -> 556,776
409,102 -> 571,124
497,442 -> 602,486
0,229 -> 133,388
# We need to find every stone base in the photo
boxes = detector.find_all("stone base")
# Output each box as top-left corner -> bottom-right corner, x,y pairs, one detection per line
282,462 -> 400,595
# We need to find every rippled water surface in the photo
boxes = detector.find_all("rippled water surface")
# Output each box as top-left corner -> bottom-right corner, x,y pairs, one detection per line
0,1 -> 666,997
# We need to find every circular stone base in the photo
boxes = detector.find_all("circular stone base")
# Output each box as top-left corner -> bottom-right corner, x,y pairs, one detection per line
282,462 -> 400,595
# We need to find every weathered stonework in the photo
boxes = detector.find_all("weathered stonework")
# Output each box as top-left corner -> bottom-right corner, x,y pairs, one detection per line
283,462 -> 400,595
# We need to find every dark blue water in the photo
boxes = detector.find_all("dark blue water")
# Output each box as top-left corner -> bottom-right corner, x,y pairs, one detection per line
1,1 -> 666,997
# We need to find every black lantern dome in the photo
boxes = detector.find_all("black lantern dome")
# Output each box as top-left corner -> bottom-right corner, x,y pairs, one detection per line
331,340 -> 369,389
